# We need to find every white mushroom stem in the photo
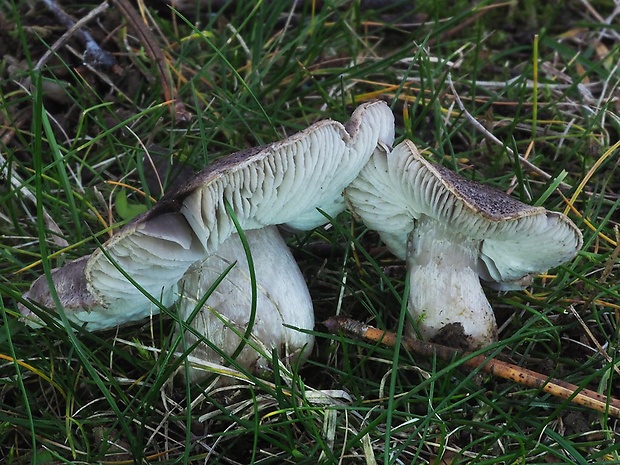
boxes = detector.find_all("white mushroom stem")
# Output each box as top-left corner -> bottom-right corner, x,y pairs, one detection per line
406,218 -> 497,347
176,226 -> 314,382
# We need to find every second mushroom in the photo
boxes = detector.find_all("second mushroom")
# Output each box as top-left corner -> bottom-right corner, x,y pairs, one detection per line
345,139 -> 583,349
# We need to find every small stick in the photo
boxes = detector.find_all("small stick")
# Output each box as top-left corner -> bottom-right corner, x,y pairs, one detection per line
40,0 -> 116,69
324,316 -> 620,418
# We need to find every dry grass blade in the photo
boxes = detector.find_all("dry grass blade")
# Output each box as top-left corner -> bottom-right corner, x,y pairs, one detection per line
324,316 -> 620,418
0,149 -> 69,248
446,74 -> 574,192
111,0 -> 191,122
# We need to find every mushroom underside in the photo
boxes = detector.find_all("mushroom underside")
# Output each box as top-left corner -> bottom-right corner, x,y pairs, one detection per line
346,139 -> 583,349
20,211 -> 205,331
22,101 -> 395,336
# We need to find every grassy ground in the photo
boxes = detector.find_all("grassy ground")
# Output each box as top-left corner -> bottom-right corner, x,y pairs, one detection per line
1,0 -> 619,463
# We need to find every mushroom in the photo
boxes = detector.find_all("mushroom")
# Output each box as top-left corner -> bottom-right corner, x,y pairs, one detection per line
345,139 -> 583,348
21,100 -> 395,378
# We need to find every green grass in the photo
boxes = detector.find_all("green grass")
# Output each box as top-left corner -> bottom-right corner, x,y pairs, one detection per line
1,0 -> 619,463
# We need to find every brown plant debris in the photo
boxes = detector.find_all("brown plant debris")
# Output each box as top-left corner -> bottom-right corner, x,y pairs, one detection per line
324,316 -> 620,418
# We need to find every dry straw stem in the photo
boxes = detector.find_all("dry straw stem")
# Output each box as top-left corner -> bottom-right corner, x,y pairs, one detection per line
112,0 -> 191,121
324,316 -> 620,418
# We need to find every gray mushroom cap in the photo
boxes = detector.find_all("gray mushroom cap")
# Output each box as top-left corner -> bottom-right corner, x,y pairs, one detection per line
346,139 -> 582,347
21,100 -> 395,331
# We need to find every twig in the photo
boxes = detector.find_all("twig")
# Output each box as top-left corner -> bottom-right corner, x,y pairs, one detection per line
40,0 -> 116,69
324,316 -> 620,418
